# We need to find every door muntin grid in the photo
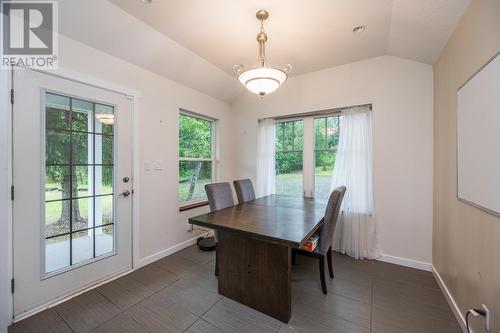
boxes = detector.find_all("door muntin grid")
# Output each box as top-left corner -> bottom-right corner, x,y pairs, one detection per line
43,91 -> 116,275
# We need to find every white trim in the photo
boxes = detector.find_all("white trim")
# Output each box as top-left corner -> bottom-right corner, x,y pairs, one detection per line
1,68 -> 14,333
179,108 -> 216,122
12,267 -> 132,323
377,254 -> 432,271
136,231 -> 212,268
132,96 -> 141,268
33,66 -> 142,99
179,157 -> 213,162
432,265 -> 467,333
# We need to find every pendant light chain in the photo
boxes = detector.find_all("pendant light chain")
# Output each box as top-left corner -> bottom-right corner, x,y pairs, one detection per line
232,10 -> 292,96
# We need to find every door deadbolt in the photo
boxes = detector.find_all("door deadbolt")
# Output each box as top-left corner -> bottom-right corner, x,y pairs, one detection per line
122,176 -> 130,183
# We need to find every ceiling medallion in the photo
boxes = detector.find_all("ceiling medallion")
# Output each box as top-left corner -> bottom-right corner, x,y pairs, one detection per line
233,10 -> 292,96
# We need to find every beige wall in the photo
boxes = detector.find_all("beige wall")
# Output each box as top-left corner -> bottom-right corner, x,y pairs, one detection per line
433,0 -> 500,332
231,55 -> 434,267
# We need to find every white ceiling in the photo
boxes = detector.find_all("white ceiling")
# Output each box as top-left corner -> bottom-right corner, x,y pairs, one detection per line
59,0 -> 470,103
110,0 -> 470,74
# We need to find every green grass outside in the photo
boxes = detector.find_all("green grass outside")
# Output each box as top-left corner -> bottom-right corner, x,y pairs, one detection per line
45,182 -> 113,225
276,166 -> 333,200
178,178 -> 211,202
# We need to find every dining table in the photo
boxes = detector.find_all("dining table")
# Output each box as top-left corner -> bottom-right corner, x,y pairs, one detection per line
188,194 -> 326,323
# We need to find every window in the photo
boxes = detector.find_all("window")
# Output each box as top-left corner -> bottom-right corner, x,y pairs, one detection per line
44,92 -> 115,274
178,112 -> 216,205
275,120 -> 304,196
274,115 -> 340,201
314,116 -> 340,201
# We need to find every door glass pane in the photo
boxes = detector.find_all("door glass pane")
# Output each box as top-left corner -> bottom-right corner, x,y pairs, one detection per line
45,201 -> 69,237
72,197 -> 92,231
73,166 -> 91,197
45,235 -> 70,273
44,92 -> 115,274
46,130 -> 70,164
314,116 -> 340,201
46,93 -> 70,130
95,195 -> 113,226
72,230 -> 94,264
275,120 -> 304,197
179,161 -> 212,202
95,166 -> 113,195
95,225 -> 114,257
72,99 -> 93,132
45,166 -> 70,201
100,135 -> 114,165
95,104 -> 114,135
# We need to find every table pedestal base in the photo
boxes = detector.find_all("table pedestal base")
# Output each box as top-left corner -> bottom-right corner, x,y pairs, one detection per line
217,230 -> 292,323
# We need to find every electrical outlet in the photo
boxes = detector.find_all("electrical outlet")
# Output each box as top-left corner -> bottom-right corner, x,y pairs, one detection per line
482,304 -> 490,331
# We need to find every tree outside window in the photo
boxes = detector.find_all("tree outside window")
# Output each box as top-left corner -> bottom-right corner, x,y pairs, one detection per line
178,112 -> 215,204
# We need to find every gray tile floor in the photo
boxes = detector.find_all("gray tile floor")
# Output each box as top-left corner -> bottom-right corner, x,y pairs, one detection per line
9,245 -> 461,333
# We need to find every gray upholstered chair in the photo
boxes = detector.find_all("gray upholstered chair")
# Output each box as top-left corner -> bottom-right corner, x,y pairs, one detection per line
233,179 -> 256,204
292,186 -> 347,294
205,182 -> 235,276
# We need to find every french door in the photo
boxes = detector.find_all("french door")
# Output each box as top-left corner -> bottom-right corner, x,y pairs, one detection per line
275,115 -> 340,201
12,67 -> 133,318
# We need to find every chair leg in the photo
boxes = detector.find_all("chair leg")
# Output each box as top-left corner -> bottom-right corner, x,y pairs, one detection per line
327,247 -> 334,279
319,255 -> 327,294
214,249 -> 219,277
291,251 -> 296,265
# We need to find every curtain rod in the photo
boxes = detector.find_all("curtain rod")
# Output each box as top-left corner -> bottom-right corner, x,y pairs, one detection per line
258,103 -> 372,122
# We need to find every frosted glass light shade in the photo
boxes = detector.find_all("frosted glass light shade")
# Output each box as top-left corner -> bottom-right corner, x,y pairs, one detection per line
238,67 -> 287,95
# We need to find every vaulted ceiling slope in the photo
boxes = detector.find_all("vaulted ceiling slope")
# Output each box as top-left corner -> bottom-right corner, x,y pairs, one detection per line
60,0 -> 470,103
58,0 -> 240,102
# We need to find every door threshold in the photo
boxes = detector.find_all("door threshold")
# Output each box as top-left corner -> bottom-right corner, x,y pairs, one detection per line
13,266 -> 132,323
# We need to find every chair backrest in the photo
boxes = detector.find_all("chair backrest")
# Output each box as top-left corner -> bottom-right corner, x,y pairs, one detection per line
233,179 -> 256,204
318,186 -> 347,254
205,182 -> 235,212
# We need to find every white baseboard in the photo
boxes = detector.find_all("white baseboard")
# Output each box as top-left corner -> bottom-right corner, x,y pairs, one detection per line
13,267 -> 132,323
13,231 -> 212,325
136,230 -> 212,268
432,266 -> 467,333
378,254 -> 432,271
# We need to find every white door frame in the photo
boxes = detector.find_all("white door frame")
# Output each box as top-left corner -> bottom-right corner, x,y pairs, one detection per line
4,66 -> 142,324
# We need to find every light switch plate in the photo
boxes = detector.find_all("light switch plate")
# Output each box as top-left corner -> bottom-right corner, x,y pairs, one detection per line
144,160 -> 152,170
153,160 -> 163,170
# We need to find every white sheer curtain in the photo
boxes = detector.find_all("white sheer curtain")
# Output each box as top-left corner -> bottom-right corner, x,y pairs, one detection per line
331,106 -> 380,259
256,119 -> 276,198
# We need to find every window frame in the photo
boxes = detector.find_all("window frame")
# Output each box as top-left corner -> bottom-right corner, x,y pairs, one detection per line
274,118 -> 305,197
312,115 -> 340,201
178,109 -> 218,209
275,119 -> 304,153
274,113 -> 341,200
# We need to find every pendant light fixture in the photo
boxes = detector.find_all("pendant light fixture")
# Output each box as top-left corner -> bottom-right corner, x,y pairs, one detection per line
233,10 -> 292,96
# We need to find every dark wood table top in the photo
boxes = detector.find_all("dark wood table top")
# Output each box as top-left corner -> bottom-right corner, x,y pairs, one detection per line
188,195 -> 326,247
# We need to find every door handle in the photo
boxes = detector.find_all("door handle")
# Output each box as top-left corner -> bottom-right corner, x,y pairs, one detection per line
119,190 -> 131,197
